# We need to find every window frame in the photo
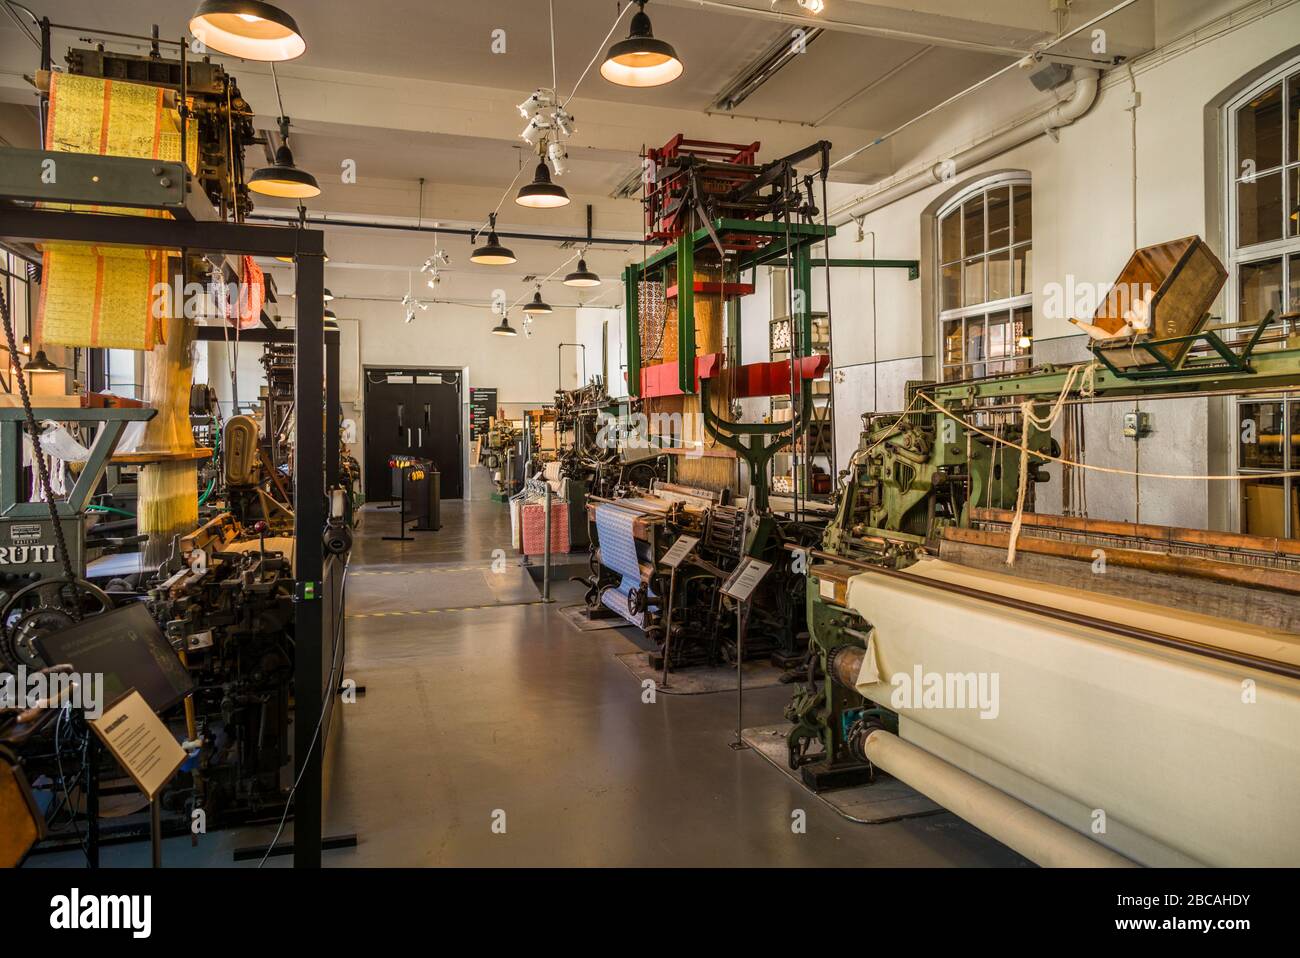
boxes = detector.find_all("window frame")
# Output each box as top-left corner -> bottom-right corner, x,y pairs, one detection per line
1224,55 -> 1300,334
1236,398 -> 1295,538
1228,54 -> 1300,538
935,172 -> 1034,382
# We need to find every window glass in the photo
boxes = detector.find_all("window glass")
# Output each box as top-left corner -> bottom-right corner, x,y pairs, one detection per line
1238,257 -> 1284,324
987,187 -> 1011,251
963,198 -> 984,258
1236,81 -> 1284,173
940,212 -> 961,264
1012,186 -> 1032,243
943,321 -> 963,368
1241,477 -> 1289,538
1239,401 -> 1284,470
107,349 -> 139,399
988,249 -> 1011,303
1290,167 -> 1299,238
941,262 -> 961,311
1238,171 -> 1283,246
1290,71 -> 1299,164
963,257 -> 984,306
938,178 -> 1032,381
1231,64 -> 1300,538
965,318 -> 985,379
1012,245 -> 1032,297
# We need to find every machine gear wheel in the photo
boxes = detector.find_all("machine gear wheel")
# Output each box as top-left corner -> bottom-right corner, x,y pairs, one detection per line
0,577 -> 113,671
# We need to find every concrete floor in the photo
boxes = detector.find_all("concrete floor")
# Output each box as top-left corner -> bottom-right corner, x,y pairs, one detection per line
30,483 -> 1028,867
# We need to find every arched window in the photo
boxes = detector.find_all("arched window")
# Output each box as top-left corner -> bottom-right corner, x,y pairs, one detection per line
936,174 -> 1033,382
1227,56 -> 1300,329
1229,55 -> 1300,538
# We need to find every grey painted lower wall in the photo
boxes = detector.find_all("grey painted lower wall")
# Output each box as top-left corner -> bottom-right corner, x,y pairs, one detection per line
831,356 -> 926,471
1033,335 -> 1209,528
830,338 -> 1214,529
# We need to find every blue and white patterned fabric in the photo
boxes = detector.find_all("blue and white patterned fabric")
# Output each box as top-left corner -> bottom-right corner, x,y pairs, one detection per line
595,500 -> 659,627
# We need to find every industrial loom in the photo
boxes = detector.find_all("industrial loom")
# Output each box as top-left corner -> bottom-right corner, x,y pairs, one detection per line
784,237 -> 1300,867
583,136 -> 835,669
0,20 -> 349,863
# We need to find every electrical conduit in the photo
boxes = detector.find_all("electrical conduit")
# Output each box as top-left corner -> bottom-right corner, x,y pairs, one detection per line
830,69 -> 1101,226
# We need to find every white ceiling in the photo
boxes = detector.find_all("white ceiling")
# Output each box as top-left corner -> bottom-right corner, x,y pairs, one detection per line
0,0 -> 1240,309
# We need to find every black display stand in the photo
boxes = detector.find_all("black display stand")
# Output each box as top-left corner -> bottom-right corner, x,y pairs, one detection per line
383,456 -> 437,540
410,469 -> 441,532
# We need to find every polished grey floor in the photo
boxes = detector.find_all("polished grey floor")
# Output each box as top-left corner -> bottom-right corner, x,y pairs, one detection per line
30,485 -> 1026,867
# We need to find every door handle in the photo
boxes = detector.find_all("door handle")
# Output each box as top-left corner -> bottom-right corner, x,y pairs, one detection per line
417,427 -> 423,447
407,428 -> 412,447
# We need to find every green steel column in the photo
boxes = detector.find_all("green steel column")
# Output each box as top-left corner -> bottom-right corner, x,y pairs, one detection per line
794,242 -> 813,358
677,234 -> 695,394
624,264 -> 641,398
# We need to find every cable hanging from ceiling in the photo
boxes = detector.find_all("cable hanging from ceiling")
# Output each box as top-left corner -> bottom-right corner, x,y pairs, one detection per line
247,61 -> 319,198
517,0 -> 573,208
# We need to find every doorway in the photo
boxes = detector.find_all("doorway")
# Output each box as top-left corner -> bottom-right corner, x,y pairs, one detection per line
363,367 -> 464,500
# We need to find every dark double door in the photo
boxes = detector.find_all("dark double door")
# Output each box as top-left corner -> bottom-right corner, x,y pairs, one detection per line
363,368 -> 463,500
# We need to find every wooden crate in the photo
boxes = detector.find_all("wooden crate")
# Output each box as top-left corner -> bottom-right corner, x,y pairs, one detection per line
1092,235 -> 1227,369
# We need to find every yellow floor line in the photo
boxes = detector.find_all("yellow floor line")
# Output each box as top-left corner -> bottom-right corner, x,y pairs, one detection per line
346,600 -> 547,619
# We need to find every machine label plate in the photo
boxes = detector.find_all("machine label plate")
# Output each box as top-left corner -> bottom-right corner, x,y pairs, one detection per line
722,557 -> 772,602
660,535 -> 699,569
9,524 -> 41,543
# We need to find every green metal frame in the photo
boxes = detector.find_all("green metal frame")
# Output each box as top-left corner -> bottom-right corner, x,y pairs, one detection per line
0,407 -> 155,518
769,258 -> 921,281
1088,311 -> 1278,381
699,374 -> 812,515
624,218 -> 835,397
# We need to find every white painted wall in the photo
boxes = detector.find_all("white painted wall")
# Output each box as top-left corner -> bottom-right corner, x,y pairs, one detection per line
202,298 -> 577,496
574,306 -> 626,397
731,0 -> 1299,530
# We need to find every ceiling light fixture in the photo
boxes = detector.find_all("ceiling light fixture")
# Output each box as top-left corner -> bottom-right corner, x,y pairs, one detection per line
601,0 -> 683,88
470,213 -> 517,266
522,287 -> 553,315
796,0 -> 826,14
563,255 -> 600,288
249,115 -> 319,198
23,350 -> 60,373
516,161 -> 570,209
492,315 -> 518,337
189,1 -> 306,61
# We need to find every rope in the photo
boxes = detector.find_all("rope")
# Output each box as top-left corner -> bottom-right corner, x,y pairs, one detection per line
917,390 -> 1300,481
1006,362 -> 1098,564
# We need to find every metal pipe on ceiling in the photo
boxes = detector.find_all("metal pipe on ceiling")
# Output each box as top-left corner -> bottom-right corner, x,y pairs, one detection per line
830,67 -> 1101,225
245,211 -> 639,249
829,0 -> 1139,177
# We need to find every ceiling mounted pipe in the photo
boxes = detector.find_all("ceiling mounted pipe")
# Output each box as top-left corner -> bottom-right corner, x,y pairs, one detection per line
830,68 -> 1100,226
244,212 -> 636,248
